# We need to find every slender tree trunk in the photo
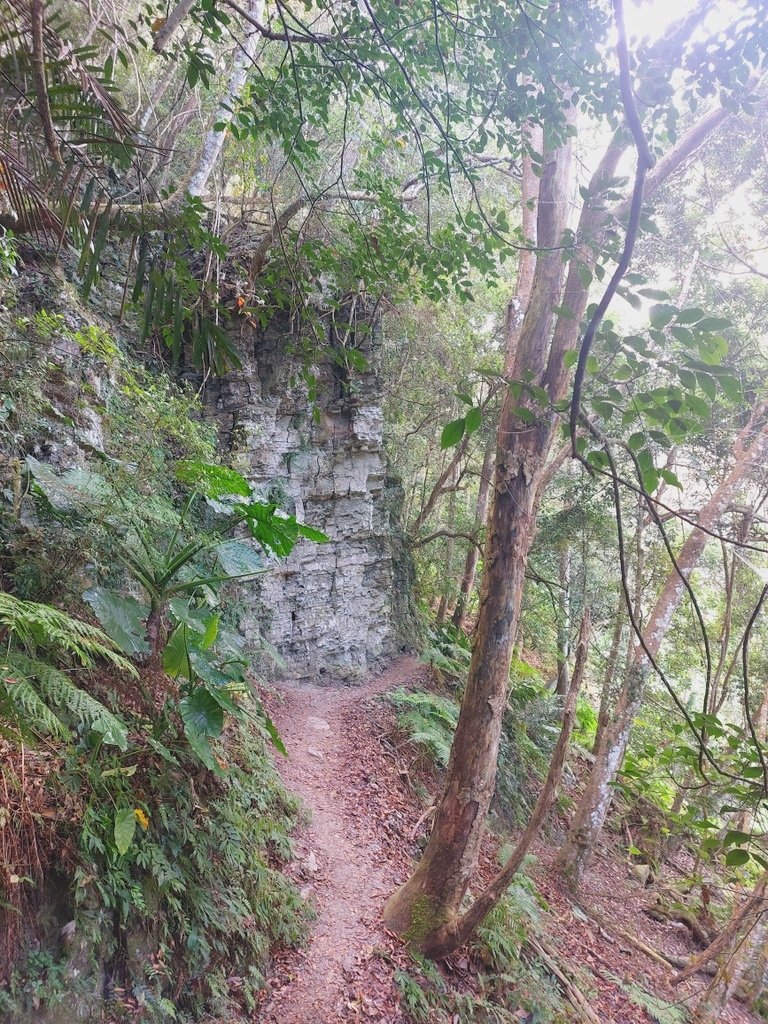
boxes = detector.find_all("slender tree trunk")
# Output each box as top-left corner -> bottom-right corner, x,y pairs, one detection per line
187,0 -> 264,196
555,543 -> 572,696
385,79 -> 740,957
593,608 -> 624,755
556,413 -> 768,887
452,440 -> 494,630
436,490 -> 457,625
685,874 -> 768,1023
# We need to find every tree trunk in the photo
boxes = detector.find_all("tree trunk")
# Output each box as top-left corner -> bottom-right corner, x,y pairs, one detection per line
436,491 -> 457,625
186,0 -> 264,196
385,76 -> 741,956
452,440 -> 494,631
419,610 -> 591,957
687,874 -> 768,1023
592,608 -> 624,755
556,412 -> 768,887
555,543 -> 572,696
383,127 -> 577,951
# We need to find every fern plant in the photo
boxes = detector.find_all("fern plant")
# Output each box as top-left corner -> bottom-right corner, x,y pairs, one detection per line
0,592 -> 132,747
386,687 -> 459,767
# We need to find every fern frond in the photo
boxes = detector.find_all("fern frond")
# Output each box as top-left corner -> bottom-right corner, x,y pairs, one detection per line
8,652 -> 128,750
0,592 -> 138,676
0,660 -> 71,740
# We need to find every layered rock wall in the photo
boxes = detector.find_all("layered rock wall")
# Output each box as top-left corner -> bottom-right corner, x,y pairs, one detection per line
203,314 -> 406,681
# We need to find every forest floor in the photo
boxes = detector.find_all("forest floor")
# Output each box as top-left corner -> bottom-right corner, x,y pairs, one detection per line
256,656 -> 761,1024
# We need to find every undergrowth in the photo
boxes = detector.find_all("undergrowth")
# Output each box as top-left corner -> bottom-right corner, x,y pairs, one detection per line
0,272 -> 310,1022
389,624 -> 561,824
395,878 -> 567,1023
1,708 -> 310,1022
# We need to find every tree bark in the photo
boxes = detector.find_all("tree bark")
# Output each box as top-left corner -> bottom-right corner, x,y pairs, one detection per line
383,127 -> 576,951
452,440 -> 494,631
555,542 -> 572,696
420,610 -> 590,957
556,411 -> 768,887
186,0 -> 264,197
683,874 -> 768,1023
384,69 -> 743,957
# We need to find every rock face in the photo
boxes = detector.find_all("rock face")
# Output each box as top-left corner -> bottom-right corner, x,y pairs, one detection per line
203,313 -> 407,682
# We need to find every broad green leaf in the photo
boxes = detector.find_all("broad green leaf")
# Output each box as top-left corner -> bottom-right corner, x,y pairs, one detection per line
695,316 -> 732,332
26,456 -> 114,514
628,432 -> 645,451
465,407 -> 482,434
163,625 -> 193,679
649,303 -> 677,329
675,307 -> 706,325
180,688 -> 224,739
563,349 -> 578,369
175,460 -> 251,499
180,689 -> 225,773
214,539 -> 264,577
724,829 -> 752,847
114,807 -> 136,856
440,418 -> 466,449
83,587 -> 150,656
725,848 -> 750,867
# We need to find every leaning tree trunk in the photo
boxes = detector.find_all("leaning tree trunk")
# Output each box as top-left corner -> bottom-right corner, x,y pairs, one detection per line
384,74 -> 740,957
686,873 -> 768,1023
555,542 -> 572,696
452,440 -> 494,631
556,410 -> 768,887
383,130 -> 576,952
186,0 -> 264,196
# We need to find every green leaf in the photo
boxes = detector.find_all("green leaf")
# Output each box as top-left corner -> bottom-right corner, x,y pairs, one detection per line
695,316 -> 732,332
628,432 -> 645,451
163,626 -> 193,679
83,587 -> 150,656
180,688 -> 225,772
114,807 -> 136,856
175,461 -> 251,499
440,418 -> 466,449
649,303 -> 677,329
725,848 -> 750,867
214,539 -> 264,577
26,457 -> 114,514
563,349 -> 578,369
675,307 -> 706,325
464,407 -> 482,435
659,468 -> 683,489
262,709 -> 287,756
724,829 -> 752,847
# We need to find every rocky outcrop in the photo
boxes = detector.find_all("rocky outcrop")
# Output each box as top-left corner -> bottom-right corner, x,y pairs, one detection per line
203,313 -> 408,682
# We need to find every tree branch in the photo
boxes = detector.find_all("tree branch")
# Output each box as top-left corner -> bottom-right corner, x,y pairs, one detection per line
30,0 -> 62,165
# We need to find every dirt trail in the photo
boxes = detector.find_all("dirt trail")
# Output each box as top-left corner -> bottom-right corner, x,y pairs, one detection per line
260,656 -> 425,1023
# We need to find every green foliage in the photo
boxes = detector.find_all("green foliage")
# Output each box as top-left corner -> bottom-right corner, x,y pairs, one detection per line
572,696 -> 598,750
395,878 -> 564,1024
390,635 -> 560,825
6,712 -> 309,1021
387,687 -> 459,768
